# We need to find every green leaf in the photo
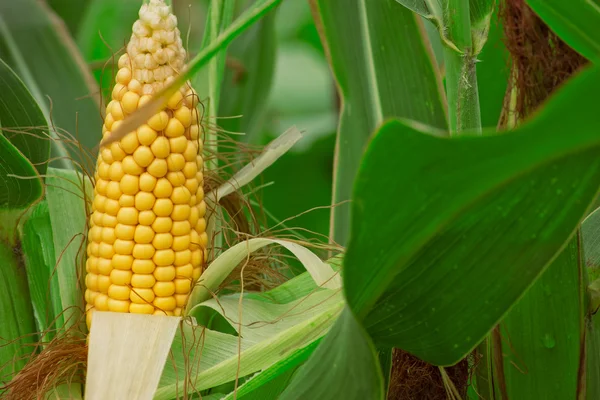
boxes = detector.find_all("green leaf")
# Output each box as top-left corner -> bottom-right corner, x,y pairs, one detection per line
20,201 -> 58,341
0,58 -> 50,177
314,0 -> 448,245
279,307 -> 384,400
45,167 -> 91,332
221,339 -> 321,400
0,239 -> 37,384
219,6 -> 278,142
393,0 -> 494,53
0,0 -> 102,162
345,65 -> 600,365
527,0 -> 600,63
586,312 -> 600,399
492,238 -> 585,398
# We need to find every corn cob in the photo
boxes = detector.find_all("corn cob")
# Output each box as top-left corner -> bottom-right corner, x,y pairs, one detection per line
85,0 -> 207,327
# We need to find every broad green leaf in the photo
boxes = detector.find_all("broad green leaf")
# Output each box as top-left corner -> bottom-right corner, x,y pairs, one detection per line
77,0 -> 141,95
527,0 -> 600,63
0,0 -> 102,161
221,339 -> 321,400
313,0 -> 448,245
0,239 -> 37,384
493,238 -> 584,398
20,201 -> 58,341
219,7 -> 277,142
155,297 -> 343,399
279,307 -> 384,400
345,65 -> 600,365
103,0 -> 283,147
45,167 -> 91,332
393,0 -> 495,53
0,58 -> 50,177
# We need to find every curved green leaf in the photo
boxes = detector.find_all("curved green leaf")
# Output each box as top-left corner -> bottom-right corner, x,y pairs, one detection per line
345,65 -> 600,365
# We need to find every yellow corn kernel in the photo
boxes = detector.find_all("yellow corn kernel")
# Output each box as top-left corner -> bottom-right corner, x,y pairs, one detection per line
130,303 -> 154,314
133,146 -> 155,167
108,298 -> 130,313
150,136 -> 170,159
154,178 -> 173,198
137,124 -> 157,146
175,264 -> 193,278
139,172 -> 158,191
131,274 -> 156,288
132,259 -> 155,274
114,239 -> 135,255
169,136 -> 187,153
130,288 -> 155,304
174,250 -> 191,266
134,225 -> 155,244
153,296 -> 176,311
120,175 -> 140,195
148,111 -> 169,131
138,210 -> 156,226
153,266 -> 176,281
153,232 -> 173,250
110,269 -> 133,285
147,158 -> 168,177
133,244 -> 155,259
135,192 -> 156,211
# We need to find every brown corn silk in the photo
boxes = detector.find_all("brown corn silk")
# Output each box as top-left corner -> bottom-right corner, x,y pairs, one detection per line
85,0 -> 208,325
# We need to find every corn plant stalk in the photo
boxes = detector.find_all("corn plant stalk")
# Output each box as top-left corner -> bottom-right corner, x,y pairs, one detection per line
443,0 -> 482,134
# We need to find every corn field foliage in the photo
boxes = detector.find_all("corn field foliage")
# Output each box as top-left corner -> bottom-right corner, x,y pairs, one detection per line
1,0 -> 600,399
